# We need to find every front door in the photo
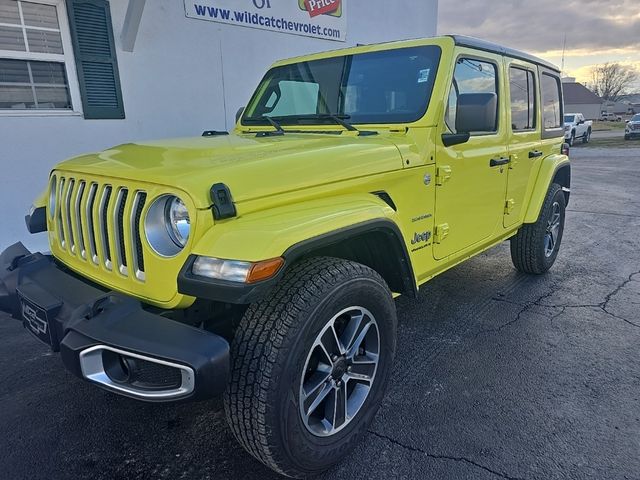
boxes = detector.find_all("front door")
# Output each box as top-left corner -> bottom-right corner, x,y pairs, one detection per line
434,53 -> 509,260
504,60 -> 541,228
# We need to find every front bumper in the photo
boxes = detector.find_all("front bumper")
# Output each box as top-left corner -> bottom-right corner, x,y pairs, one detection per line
0,243 -> 229,402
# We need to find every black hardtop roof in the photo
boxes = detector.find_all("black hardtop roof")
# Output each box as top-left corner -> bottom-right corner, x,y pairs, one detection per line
449,35 -> 560,73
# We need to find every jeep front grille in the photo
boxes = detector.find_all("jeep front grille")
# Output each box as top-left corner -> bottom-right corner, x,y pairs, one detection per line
54,175 -> 147,282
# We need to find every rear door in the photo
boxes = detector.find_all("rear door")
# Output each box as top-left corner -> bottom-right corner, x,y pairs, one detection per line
504,59 -> 541,228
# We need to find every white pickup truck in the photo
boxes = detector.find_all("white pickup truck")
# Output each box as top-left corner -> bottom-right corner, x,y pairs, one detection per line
564,113 -> 592,145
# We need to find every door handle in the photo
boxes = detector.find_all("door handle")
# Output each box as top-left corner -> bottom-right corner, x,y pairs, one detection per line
490,157 -> 510,167
529,150 -> 543,158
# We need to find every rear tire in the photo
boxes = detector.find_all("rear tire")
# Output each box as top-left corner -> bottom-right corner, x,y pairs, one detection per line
582,129 -> 591,143
224,257 -> 397,478
510,183 -> 566,274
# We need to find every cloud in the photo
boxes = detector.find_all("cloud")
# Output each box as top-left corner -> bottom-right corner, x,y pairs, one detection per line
438,0 -> 640,56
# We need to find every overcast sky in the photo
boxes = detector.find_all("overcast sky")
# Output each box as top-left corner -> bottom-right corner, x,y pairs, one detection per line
438,0 -> 640,87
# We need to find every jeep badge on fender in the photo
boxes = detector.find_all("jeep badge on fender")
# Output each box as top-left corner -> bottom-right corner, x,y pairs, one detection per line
0,35 -> 569,478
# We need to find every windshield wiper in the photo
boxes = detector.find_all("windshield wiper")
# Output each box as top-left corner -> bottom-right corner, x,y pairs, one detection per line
271,114 -> 378,136
261,116 -> 285,136
317,114 -> 358,132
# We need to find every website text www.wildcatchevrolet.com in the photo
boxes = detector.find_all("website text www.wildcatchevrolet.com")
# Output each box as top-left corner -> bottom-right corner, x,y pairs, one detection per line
193,4 -> 342,39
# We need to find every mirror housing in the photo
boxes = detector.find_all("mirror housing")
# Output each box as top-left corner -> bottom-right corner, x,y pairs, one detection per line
455,93 -> 497,134
235,107 -> 245,124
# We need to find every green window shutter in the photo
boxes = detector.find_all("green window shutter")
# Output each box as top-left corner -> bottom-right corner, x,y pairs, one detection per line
66,0 -> 125,119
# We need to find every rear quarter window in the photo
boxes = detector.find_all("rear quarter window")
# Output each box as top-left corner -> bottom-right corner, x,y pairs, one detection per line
541,73 -> 563,130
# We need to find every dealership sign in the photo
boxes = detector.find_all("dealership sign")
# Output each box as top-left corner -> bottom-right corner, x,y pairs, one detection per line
184,0 -> 347,42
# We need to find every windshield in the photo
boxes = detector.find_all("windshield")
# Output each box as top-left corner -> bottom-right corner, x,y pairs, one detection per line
564,115 -> 575,123
242,45 -> 442,126
633,114 -> 640,122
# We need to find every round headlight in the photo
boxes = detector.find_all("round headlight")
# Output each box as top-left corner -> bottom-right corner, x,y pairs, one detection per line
145,195 -> 191,257
166,197 -> 190,247
48,176 -> 57,219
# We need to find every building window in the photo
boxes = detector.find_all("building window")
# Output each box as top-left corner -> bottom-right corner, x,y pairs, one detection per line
0,0 -> 81,113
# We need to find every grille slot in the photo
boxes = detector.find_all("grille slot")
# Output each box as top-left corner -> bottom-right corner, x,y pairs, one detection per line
131,191 -> 147,280
114,188 -> 129,276
65,179 -> 76,253
56,177 -> 66,248
99,186 -> 113,270
74,181 -> 86,259
85,183 -> 99,264
53,175 -> 147,282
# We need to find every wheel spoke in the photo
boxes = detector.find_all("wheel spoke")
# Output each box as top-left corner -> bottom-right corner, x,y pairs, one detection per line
340,310 -> 366,353
326,383 -> 348,430
346,360 -> 376,384
346,322 -> 374,360
319,325 -> 343,358
302,381 -> 333,418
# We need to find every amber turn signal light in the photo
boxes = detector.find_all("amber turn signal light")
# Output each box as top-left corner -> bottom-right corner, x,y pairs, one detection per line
247,257 -> 285,284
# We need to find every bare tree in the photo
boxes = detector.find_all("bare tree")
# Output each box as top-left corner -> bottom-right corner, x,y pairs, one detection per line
588,63 -> 639,101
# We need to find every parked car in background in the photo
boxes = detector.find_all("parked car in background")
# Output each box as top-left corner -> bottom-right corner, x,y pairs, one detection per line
564,113 -> 592,145
625,114 -> 640,140
600,111 -> 622,122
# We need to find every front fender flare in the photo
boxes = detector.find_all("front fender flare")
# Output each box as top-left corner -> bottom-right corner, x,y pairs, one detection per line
178,194 -> 416,304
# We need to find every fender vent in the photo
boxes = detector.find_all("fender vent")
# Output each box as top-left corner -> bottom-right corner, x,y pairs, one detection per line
372,191 -> 397,211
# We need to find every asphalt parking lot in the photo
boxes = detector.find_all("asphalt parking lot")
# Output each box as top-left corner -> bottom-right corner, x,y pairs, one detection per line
1,144 -> 639,480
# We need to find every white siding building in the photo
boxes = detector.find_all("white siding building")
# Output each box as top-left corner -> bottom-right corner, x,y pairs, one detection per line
0,0 -> 439,251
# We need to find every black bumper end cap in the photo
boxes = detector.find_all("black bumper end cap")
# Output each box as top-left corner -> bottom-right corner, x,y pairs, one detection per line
25,207 -> 47,234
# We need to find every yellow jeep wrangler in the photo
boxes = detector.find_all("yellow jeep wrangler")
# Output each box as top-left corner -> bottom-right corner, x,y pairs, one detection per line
1,35 -> 569,477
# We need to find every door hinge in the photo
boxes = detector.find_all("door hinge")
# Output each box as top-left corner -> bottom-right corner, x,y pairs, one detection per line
435,166 -> 452,186
434,223 -> 450,243
504,199 -> 515,215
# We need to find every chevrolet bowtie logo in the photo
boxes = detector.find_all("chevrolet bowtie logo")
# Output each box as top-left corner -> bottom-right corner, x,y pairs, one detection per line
22,302 -> 48,335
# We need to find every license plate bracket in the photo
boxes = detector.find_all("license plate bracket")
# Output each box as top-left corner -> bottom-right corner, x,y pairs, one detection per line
17,285 -> 62,350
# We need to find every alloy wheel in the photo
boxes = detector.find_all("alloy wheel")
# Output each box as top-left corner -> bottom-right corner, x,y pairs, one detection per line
544,201 -> 562,257
299,306 -> 380,437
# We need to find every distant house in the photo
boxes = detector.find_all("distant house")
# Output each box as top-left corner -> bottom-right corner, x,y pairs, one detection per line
602,100 -> 633,116
562,79 -> 602,120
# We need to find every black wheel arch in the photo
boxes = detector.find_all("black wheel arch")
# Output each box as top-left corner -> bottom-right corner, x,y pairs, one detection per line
283,219 -> 418,299
552,163 -> 571,206
178,219 -> 418,304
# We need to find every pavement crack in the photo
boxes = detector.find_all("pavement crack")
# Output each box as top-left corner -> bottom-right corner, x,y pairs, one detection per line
368,430 -> 527,480
542,270 -> 640,329
476,290 -> 556,337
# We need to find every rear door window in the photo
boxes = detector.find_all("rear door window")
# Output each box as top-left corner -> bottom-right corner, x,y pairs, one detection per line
509,67 -> 536,131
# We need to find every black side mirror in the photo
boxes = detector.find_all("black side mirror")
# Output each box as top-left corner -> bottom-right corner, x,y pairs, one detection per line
578,119 -> 584,125
441,93 -> 497,148
235,107 -> 245,124
455,93 -> 498,133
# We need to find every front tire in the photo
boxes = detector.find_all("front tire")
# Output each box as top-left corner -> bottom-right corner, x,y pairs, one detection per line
568,131 -> 575,146
224,257 -> 397,478
510,183 -> 566,274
